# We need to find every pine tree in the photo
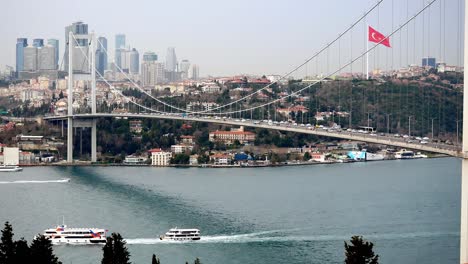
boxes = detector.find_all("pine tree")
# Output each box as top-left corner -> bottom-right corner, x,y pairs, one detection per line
30,235 -> 62,264
0,221 -> 15,264
194,257 -> 201,264
13,238 -> 31,263
101,233 -> 131,264
101,237 -> 114,264
151,253 -> 160,264
344,236 -> 379,264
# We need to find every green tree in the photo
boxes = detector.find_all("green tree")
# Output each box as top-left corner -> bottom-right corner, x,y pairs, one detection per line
151,254 -> 160,264
30,235 -> 62,264
344,236 -> 379,264
303,152 -> 311,161
101,233 -> 131,264
13,238 -> 31,264
0,221 -> 15,264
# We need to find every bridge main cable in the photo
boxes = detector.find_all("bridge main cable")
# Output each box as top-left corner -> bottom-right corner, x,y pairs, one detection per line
97,0 -> 384,115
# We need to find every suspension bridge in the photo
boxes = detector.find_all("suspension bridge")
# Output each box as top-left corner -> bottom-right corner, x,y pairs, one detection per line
41,0 -> 468,262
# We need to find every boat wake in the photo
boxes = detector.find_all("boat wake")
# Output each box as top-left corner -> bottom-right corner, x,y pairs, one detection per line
125,230 -> 458,245
0,178 -> 70,184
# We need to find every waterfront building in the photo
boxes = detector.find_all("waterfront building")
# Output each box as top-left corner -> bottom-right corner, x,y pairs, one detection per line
2,147 -> 19,165
23,45 -> 38,71
115,34 -> 126,49
209,126 -> 256,145
16,38 -> 28,75
33,39 -> 44,48
210,153 -> 232,165
165,47 -> 177,72
143,51 -> 158,62
150,148 -> 172,166
47,39 -> 59,69
38,45 -> 56,70
179,59 -> 190,79
65,21 -> 89,72
129,48 -> 139,74
124,155 -> 147,164
170,144 -> 194,154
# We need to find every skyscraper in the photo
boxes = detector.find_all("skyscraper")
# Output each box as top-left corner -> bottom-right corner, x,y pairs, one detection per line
422,57 -> 436,68
33,39 -> 44,48
65,21 -> 89,72
141,62 -> 166,86
16,38 -> 28,76
129,48 -> 139,74
38,45 -> 56,70
143,52 -> 158,62
165,47 -> 177,72
179,59 -> 190,80
96,36 -> 108,75
190,64 -> 199,80
47,39 -> 59,69
115,34 -> 126,49
23,46 -> 38,72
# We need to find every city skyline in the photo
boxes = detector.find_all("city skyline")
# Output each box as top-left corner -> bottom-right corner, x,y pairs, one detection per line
2,0 -> 464,77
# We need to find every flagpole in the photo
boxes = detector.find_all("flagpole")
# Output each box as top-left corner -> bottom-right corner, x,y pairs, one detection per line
366,25 -> 369,80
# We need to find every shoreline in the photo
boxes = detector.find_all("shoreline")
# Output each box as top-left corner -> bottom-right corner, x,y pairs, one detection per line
18,154 -> 450,168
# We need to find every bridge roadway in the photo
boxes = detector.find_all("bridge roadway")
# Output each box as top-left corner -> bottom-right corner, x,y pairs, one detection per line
44,113 -> 461,157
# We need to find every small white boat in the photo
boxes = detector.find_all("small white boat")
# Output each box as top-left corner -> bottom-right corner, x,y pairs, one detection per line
160,228 -> 201,241
39,224 -> 107,244
0,165 -> 22,172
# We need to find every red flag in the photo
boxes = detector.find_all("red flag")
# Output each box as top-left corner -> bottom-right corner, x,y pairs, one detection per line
368,26 -> 391,47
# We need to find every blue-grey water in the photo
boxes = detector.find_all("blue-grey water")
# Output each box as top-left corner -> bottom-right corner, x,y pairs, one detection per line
0,158 -> 460,264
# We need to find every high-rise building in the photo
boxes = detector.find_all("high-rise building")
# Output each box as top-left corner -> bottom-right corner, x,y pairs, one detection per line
190,64 -> 199,80
179,59 -> 190,80
38,45 -> 56,70
129,48 -> 139,74
47,39 -> 59,69
165,47 -> 177,72
422,57 -> 436,68
115,34 -> 126,49
141,61 -> 166,86
23,46 -> 38,71
16,38 -> 28,75
96,36 -> 108,75
33,39 -> 44,48
143,52 -> 158,62
65,21 -> 89,72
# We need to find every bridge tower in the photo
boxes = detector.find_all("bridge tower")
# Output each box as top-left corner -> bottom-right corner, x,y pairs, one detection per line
67,31 -> 97,163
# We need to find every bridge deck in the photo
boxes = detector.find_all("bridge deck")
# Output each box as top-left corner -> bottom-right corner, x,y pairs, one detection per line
44,113 -> 461,157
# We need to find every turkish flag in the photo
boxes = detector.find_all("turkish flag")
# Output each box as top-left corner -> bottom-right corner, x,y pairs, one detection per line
368,26 -> 391,47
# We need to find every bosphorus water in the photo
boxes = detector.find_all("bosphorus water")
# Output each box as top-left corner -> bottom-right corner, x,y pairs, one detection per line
0,158 -> 460,263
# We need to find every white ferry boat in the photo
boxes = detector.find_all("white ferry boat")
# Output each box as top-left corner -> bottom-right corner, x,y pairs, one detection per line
39,225 -> 107,244
395,149 -> 416,159
0,165 -> 22,172
160,228 -> 201,241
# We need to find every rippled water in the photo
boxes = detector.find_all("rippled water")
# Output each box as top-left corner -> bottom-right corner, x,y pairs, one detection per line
0,158 -> 460,263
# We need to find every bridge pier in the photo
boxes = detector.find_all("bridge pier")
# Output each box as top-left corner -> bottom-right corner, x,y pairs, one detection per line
67,117 -> 73,163
91,119 -> 96,162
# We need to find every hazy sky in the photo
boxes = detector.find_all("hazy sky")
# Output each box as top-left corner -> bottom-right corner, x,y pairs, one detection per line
1,0 -> 464,77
